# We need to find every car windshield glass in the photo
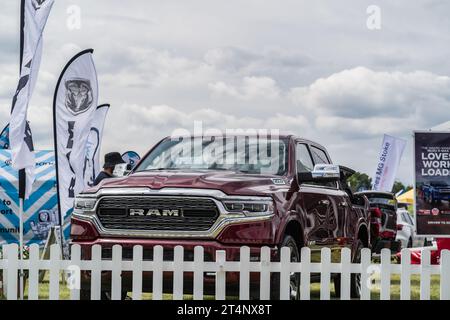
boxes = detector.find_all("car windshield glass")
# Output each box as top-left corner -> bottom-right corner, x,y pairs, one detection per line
367,197 -> 396,207
430,182 -> 448,187
135,136 -> 289,176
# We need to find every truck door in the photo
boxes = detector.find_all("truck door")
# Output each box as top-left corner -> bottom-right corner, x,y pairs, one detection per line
308,145 -> 352,260
294,143 -> 334,262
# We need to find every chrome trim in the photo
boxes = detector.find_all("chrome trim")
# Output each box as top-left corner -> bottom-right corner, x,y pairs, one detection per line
74,188 -> 274,239
80,187 -> 273,201
73,211 -> 273,239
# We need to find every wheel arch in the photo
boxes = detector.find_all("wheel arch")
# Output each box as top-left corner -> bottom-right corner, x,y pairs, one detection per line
281,218 -> 305,249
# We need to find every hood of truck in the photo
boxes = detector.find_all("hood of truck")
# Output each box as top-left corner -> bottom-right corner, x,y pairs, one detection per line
84,170 -> 291,196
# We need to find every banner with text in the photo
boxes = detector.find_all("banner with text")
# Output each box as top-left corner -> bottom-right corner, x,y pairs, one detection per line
53,49 -> 98,240
372,134 -> 407,192
0,150 -> 58,246
415,131 -> 450,236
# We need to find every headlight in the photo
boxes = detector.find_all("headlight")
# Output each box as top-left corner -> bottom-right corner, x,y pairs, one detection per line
222,200 -> 274,216
74,197 -> 97,211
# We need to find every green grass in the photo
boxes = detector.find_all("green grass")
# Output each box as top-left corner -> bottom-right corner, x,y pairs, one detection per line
1,273 -> 441,300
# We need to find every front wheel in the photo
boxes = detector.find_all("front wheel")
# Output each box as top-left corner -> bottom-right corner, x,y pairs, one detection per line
271,235 -> 300,300
334,240 -> 364,299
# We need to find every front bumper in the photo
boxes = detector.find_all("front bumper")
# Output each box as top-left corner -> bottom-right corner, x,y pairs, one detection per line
72,238 -> 279,295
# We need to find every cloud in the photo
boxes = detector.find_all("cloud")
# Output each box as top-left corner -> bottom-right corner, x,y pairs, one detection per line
290,67 -> 450,134
209,76 -> 281,100
101,104 -> 309,156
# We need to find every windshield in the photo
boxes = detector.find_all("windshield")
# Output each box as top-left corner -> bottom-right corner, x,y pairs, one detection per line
135,136 -> 289,176
430,182 -> 449,187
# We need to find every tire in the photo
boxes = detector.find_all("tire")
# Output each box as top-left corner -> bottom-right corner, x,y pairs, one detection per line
271,235 -> 300,300
407,237 -> 413,248
334,240 -> 364,299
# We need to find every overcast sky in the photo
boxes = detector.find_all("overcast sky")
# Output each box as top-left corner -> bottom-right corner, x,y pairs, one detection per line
1,0 -> 450,185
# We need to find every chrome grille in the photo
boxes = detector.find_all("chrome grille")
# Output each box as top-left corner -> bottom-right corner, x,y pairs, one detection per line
96,196 -> 219,231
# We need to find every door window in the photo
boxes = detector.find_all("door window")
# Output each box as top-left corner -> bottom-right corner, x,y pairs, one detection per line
296,143 -> 314,172
310,145 -> 331,164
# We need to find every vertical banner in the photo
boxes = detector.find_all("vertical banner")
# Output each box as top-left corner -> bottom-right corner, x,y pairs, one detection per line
414,131 -> 450,236
53,49 -> 98,240
83,104 -> 110,188
0,150 -> 58,246
121,151 -> 141,170
372,134 -> 407,192
0,124 -> 9,149
9,0 -> 54,199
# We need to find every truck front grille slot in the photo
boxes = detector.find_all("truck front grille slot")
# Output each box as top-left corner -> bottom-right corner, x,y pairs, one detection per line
96,196 -> 220,232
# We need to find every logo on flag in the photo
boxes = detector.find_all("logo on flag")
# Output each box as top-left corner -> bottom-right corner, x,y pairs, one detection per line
65,79 -> 94,115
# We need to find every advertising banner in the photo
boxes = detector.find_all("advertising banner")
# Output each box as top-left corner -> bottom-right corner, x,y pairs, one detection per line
83,104 -> 110,188
0,124 -> 9,149
0,150 -> 58,246
372,134 -> 407,192
9,0 -> 54,199
121,150 -> 141,169
53,49 -> 98,240
415,131 -> 450,236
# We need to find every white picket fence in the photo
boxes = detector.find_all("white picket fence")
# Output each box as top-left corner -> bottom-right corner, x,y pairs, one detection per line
0,243 -> 449,300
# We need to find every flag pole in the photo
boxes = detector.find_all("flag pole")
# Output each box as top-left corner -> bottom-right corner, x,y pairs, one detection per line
19,197 -> 24,300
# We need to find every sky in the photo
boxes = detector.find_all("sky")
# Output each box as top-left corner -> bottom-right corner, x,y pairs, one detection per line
1,0 -> 450,185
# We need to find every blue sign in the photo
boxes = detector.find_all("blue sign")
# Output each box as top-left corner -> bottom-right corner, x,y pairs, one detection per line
122,151 -> 141,169
0,150 -> 59,246
0,124 -> 9,150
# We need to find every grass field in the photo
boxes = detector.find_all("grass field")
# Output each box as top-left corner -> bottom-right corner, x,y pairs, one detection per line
1,273 -> 440,300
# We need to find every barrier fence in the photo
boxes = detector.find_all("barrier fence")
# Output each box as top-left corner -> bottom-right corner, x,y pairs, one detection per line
0,244 -> 449,300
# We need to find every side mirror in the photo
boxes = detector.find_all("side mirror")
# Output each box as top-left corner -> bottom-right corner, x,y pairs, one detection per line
297,162 -> 341,183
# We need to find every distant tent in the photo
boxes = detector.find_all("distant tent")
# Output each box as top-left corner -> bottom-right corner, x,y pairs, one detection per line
0,150 -> 58,246
397,189 -> 414,204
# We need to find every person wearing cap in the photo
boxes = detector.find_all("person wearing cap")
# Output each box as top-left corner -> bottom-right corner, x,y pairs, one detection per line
93,152 -> 126,186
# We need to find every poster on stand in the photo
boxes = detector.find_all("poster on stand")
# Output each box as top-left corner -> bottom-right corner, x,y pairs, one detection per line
414,131 -> 450,236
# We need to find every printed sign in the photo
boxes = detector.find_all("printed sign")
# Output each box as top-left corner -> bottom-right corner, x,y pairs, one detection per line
414,131 -> 450,236
0,150 -> 58,245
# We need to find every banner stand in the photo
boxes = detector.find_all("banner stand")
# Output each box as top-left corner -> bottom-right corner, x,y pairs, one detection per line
39,226 -> 64,284
19,198 -> 24,300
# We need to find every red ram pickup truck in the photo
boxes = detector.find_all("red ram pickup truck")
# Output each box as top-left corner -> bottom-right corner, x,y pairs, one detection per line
71,134 -> 371,299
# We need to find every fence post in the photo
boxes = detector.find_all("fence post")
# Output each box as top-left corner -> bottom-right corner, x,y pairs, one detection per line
300,247 -> 311,300
340,248 -> 351,300
280,246 -> 291,300
360,248 -> 371,300
420,248 -> 431,300
69,244 -> 81,300
49,244 -> 61,300
260,246 -> 271,300
132,245 -> 143,300
239,246 -> 250,300
111,245 -> 122,300
152,245 -> 163,300
90,245 -> 102,300
441,250 -> 450,300
6,244 -> 18,300
380,248 -> 391,300
173,246 -> 184,300
400,248 -> 411,300
28,244 -> 40,300
320,248 -> 331,300
215,250 -> 226,300
193,246 -> 204,300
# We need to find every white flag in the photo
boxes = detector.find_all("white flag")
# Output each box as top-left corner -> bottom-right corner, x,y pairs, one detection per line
53,49 -> 99,239
372,134 -> 407,192
9,0 -> 54,199
83,104 -> 110,188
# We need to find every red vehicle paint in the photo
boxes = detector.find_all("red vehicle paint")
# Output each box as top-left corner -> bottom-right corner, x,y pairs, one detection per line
71,134 -> 371,299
